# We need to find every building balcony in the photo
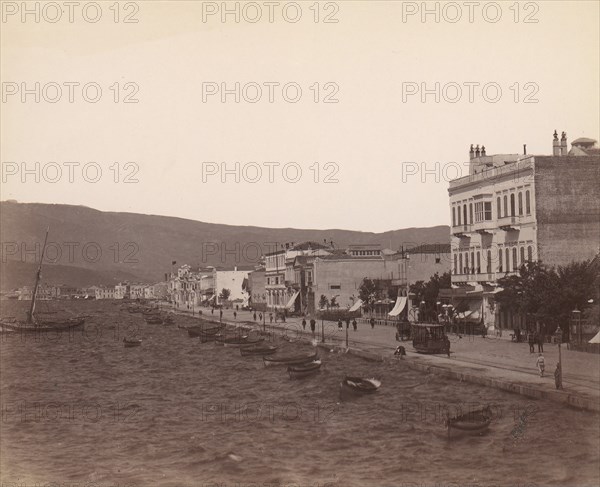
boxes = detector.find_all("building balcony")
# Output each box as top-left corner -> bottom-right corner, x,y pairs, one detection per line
498,215 -> 520,231
452,270 -> 518,283
451,224 -> 472,238
472,220 -> 495,235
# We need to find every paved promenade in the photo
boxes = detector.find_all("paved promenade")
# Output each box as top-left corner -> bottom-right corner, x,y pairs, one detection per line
170,304 -> 600,412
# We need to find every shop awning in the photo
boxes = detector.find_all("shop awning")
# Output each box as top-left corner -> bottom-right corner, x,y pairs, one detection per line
388,296 -> 407,317
285,291 -> 300,310
207,294 -> 216,302
589,330 -> 600,344
348,299 -> 363,312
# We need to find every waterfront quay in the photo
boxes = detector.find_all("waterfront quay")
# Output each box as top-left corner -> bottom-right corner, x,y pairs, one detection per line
178,305 -> 600,413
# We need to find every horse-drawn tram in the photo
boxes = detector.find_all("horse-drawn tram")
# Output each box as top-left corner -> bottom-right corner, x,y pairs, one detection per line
411,323 -> 451,355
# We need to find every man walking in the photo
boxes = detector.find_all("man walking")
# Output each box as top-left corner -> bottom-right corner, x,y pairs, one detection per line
302,318 -> 306,330
536,353 -> 545,377
310,318 -> 316,337
269,313 -> 273,324
537,332 -> 544,353
253,312 -> 257,322
352,318 -> 357,332
370,318 -> 375,330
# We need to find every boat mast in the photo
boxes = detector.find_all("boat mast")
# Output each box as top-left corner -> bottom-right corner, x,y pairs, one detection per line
27,227 -> 49,324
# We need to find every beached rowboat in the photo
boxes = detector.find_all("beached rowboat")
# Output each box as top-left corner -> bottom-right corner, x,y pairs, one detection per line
263,350 -> 318,367
123,338 -> 142,348
287,360 -> 322,379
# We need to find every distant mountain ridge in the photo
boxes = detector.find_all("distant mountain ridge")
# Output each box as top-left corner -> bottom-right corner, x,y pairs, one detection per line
0,201 -> 450,290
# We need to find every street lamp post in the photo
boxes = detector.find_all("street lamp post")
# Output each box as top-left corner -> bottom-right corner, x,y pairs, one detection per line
571,308 -> 581,346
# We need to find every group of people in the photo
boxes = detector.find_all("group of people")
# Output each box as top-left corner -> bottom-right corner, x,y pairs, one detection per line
527,330 -> 545,353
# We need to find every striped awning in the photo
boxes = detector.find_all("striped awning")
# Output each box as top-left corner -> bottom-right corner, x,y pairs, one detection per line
388,296 -> 407,317
285,291 -> 300,310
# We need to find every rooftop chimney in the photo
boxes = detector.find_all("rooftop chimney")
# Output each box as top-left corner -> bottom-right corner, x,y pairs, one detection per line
553,130 -> 560,156
481,145 -> 486,157
560,131 -> 568,156
523,144 -> 527,155
475,144 -> 480,158
469,144 -> 475,160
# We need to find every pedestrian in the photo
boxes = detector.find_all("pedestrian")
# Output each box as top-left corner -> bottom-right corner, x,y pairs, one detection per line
253,312 -> 257,322
259,312 -> 263,322
302,318 -> 306,330
537,332 -> 544,353
338,319 -> 343,330
236,304 -> 239,312
352,319 -> 357,332
528,331 -> 535,353
269,313 -> 273,324
233,311 -> 237,320
310,318 -> 316,337
219,309 -> 223,320
554,363 -> 562,389
536,353 -> 545,377
370,318 -> 375,329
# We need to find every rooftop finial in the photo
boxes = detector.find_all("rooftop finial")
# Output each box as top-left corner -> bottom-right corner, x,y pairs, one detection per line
554,130 -> 558,141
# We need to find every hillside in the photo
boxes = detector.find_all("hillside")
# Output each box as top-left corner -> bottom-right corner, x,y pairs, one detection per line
0,201 -> 450,290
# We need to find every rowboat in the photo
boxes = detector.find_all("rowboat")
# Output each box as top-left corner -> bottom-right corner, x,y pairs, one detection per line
446,406 -> 492,438
339,377 -> 381,401
263,350 -> 318,367
145,316 -> 163,324
187,325 -> 223,338
123,338 -> 142,348
240,344 -> 278,356
217,336 -> 264,348
288,360 -> 322,379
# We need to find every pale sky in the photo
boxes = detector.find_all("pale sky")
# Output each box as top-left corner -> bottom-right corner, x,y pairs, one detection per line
1,0 -> 599,232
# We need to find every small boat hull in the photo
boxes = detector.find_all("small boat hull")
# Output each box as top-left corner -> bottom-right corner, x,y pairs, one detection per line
339,377 -> 381,401
263,351 -> 318,367
123,339 -> 142,348
288,360 -> 322,379
240,345 -> 278,356
0,318 -> 85,334
446,408 -> 492,438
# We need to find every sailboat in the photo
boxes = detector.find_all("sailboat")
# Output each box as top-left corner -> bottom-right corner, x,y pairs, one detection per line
0,228 -> 86,333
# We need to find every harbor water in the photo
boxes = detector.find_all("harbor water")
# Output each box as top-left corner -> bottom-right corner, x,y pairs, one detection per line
1,301 -> 599,487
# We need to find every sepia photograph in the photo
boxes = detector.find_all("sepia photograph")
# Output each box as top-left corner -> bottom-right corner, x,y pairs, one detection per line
1,1 -> 599,486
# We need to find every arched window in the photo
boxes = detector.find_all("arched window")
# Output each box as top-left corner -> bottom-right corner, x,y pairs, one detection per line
452,207 -> 456,227
525,190 -> 531,214
487,250 -> 492,273
476,251 -> 481,273
512,248 -> 518,271
498,249 -> 503,272
465,252 -> 469,273
527,246 -> 533,262
454,254 -> 457,273
457,205 -> 461,225
510,193 -> 516,216
505,248 -> 510,272
471,251 -> 475,273
503,195 -> 508,217
459,254 -> 463,274
463,205 -> 467,226
518,193 -> 523,215
469,203 -> 473,224
520,246 -> 525,264
496,197 -> 501,218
